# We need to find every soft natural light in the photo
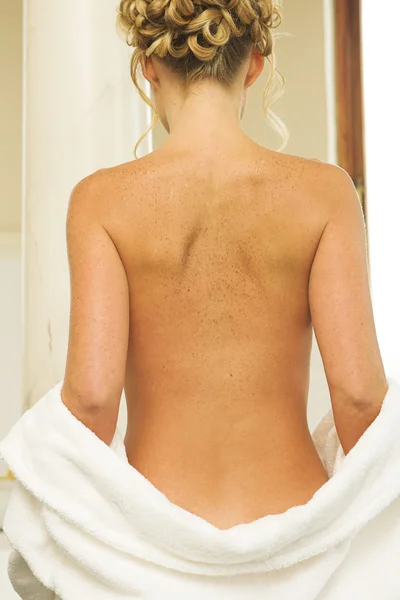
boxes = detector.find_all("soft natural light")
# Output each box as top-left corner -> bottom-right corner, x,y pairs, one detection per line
362,3 -> 400,381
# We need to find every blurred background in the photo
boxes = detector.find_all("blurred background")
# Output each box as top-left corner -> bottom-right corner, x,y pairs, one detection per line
0,1 -> 399,596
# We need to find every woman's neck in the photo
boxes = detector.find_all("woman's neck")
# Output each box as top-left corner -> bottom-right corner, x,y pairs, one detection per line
161,80 -> 247,150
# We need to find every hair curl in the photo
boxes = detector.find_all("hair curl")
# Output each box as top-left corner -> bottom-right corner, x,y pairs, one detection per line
116,0 -> 287,157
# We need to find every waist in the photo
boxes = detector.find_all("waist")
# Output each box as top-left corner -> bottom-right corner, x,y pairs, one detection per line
124,417 -> 329,529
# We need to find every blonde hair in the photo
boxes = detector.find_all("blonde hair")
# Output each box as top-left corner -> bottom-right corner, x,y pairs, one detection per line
116,0 -> 287,158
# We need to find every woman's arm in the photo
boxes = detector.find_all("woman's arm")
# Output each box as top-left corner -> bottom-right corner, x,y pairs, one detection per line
61,171 -> 130,445
308,163 -> 388,455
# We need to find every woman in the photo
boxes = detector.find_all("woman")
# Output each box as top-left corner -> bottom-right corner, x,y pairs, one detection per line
1,1 -> 400,599
61,0 -> 389,521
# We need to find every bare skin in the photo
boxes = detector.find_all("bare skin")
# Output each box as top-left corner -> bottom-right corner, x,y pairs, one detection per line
114,144 -> 331,530
61,50 -> 388,530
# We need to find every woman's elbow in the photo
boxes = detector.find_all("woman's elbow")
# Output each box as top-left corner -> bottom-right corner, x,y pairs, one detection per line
61,379 -> 121,412
329,375 -> 389,413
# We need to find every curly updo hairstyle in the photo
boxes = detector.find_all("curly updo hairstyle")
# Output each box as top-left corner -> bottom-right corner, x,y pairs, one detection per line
116,0 -> 287,157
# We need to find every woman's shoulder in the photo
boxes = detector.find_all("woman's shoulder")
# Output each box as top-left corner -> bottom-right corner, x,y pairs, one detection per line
69,157 -> 155,210
266,148 -> 350,178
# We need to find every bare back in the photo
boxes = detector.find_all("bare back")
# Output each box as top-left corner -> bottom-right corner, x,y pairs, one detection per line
101,142 -> 332,528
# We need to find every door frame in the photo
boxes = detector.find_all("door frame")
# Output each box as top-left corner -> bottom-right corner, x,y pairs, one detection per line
334,0 -> 366,214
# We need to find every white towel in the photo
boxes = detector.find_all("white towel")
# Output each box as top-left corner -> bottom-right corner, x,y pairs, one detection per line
1,378 -> 400,599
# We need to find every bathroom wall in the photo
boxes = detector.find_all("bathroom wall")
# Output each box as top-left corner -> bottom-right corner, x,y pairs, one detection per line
0,235 -> 22,526
152,0 -> 333,158
243,0 -> 333,160
362,3 -> 400,383
0,0 -> 150,522
0,0 -> 23,233
0,0 -> 23,523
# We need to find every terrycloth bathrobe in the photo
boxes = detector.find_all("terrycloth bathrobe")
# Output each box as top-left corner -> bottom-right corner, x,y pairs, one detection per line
1,378 -> 400,599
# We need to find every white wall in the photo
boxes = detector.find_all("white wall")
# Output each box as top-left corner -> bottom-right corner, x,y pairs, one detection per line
243,0 -> 331,160
0,235 -> 22,521
21,0 -> 151,409
362,4 -> 400,382
0,0 -> 22,233
0,0 -> 150,527
0,1 -> 23,525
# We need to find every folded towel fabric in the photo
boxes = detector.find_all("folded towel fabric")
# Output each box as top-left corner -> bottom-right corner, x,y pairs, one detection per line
1,378 -> 400,599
